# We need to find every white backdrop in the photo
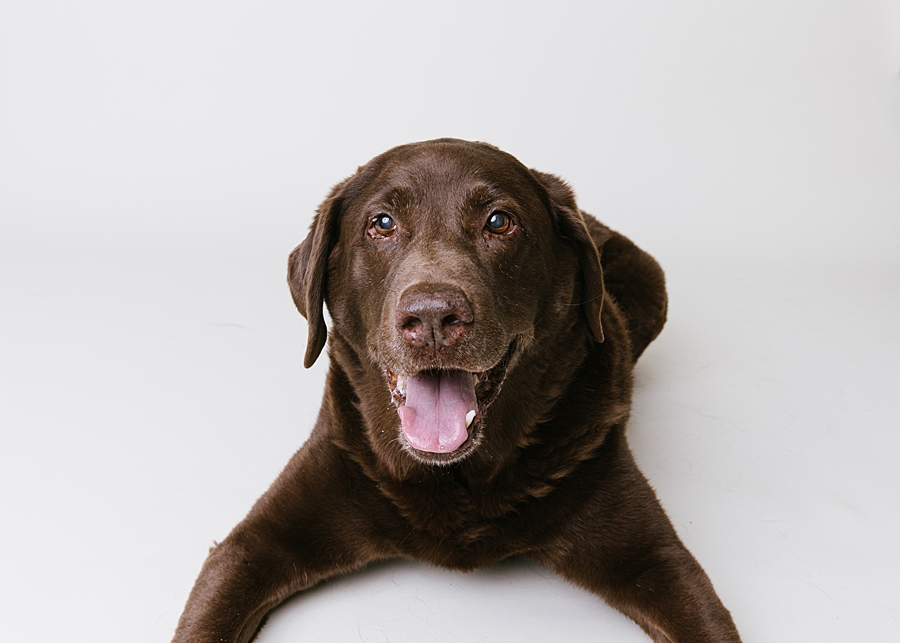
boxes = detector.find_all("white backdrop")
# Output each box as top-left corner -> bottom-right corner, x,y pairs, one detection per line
1,2 -> 899,642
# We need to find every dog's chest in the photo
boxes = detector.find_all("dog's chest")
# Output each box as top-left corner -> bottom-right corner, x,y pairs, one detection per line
371,468 -> 565,569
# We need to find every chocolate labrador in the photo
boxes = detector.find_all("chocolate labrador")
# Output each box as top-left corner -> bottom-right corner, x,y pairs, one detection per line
172,139 -> 741,642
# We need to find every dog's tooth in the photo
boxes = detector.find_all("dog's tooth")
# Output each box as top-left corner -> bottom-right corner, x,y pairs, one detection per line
466,410 -> 476,427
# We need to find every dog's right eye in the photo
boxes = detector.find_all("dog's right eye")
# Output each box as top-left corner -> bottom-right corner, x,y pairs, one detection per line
370,214 -> 396,237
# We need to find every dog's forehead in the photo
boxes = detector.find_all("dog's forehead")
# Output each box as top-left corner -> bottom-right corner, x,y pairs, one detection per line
353,141 -> 543,211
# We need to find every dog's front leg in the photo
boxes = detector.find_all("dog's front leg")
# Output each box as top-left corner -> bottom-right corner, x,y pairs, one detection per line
531,434 -> 741,643
172,437 -> 390,643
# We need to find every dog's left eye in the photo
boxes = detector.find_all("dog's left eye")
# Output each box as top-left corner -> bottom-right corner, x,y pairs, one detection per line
485,211 -> 513,235
371,214 -> 396,237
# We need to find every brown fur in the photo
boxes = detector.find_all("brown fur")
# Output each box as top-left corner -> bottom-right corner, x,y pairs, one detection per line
173,139 -> 741,643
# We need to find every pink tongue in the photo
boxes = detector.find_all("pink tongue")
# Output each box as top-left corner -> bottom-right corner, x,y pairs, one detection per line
398,370 -> 477,453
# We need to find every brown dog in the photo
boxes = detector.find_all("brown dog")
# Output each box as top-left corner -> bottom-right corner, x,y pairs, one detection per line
173,139 -> 741,642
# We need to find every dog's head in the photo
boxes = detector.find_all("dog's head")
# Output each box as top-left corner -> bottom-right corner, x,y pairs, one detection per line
289,139 -> 604,465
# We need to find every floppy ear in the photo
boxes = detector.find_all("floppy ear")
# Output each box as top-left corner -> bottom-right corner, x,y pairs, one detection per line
287,179 -> 349,368
532,170 -> 605,343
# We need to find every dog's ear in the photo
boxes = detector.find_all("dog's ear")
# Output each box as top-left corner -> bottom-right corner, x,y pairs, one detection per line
288,178 -> 350,368
532,170 -> 605,343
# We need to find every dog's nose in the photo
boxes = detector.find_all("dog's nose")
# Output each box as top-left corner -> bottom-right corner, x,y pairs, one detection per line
396,286 -> 473,349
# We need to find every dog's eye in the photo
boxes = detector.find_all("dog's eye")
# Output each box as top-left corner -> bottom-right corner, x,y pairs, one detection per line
485,211 -> 513,235
371,213 -> 396,237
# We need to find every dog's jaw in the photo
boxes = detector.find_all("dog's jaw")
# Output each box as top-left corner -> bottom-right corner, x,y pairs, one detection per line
385,340 -> 516,466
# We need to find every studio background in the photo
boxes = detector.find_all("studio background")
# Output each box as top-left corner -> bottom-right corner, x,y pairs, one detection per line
1,2 -> 899,641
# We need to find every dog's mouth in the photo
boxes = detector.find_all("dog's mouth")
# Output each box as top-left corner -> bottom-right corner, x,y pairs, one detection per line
386,345 -> 513,463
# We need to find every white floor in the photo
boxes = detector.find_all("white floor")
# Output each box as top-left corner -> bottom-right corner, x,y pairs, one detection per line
2,3 -> 899,642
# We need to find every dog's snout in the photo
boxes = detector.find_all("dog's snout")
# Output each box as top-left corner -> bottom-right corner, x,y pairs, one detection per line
396,287 -> 473,349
